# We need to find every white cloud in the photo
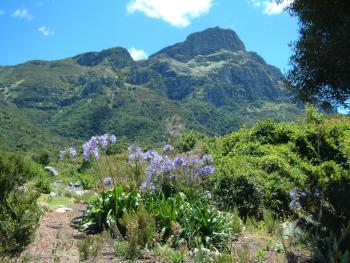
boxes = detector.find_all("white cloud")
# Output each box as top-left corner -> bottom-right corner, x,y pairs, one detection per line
127,0 -> 213,28
249,0 -> 293,15
128,47 -> 148,61
262,0 -> 293,15
38,26 -> 54,36
12,8 -> 34,20
0,9 -> 5,16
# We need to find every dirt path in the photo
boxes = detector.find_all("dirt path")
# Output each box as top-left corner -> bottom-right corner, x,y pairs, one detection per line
18,205 -> 84,263
16,205 -> 152,263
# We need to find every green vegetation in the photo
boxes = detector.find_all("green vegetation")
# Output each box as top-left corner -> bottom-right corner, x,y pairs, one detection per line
0,28 -> 303,151
35,110 -> 338,262
0,153 -> 42,255
1,109 -> 349,262
208,109 -> 350,261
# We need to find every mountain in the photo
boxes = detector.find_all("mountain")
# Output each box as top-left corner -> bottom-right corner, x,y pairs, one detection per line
0,27 -> 303,150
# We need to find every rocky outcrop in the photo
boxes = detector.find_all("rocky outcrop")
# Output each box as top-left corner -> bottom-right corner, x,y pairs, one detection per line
73,47 -> 134,68
151,27 -> 246,62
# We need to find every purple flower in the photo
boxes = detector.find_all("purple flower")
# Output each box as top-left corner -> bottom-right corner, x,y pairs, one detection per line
68,148 -> 77,157
197,165 -> 215,176
110,134 -> 117,143
143,150 -> 159,161
82,136 -> 100,160
59,147 -> 77,160
128,144 -> 135,153
289,189 -> 304,209
202,154 -> 213,165
98,133 -> 117,149
99,134 -> 109,148
173,156 -> 187,168
188,157 -> 203,166
128,146 -> 144,162
136,149 -> 215,191
92,149 -> 99,160
163,144 -> 174,154
160,156 -> 174,174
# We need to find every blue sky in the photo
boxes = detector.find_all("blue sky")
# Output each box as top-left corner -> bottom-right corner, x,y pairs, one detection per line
0,0 -> 298,72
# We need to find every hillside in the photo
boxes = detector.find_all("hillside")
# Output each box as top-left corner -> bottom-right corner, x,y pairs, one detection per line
0,94 -> 62,152
0,27 -> 303,150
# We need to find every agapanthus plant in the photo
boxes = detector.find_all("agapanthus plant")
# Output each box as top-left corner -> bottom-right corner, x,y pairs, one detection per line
59,147 -> 77,160
60,133 -> 117,191
82,134 -> 117,161
128,145 -> 215,192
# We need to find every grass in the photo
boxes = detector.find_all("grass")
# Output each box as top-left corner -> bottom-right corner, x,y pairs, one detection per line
46,196 -> 75,208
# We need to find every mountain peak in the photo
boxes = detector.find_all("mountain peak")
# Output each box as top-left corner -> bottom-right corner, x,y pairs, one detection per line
73,47 -> 134,68
151,27 -> 245,62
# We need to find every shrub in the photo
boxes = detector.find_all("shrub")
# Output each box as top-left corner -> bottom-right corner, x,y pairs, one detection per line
176,131 -> 205,152
120,207 -> 156,246
114,240 -> 129,259
119,207 -> 156,259
35,176 -> 51,194
77,236 -> 101,261
0,153 -> 41,255
106,137 -> 129,155
32,151 -> 50,166
261,209 -> 280,235
231,208 -> 243,235
212,175 -> 261,219
248,120 -> 292,145
77,173 -> 95,190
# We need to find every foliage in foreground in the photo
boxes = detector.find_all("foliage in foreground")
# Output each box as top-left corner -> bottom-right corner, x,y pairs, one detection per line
64,109 -> 350,261
0,153 -> 42,255
79,186 -> 233,252
209,110 -> 350,259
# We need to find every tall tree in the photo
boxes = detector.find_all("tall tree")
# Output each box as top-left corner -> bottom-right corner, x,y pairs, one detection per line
286,0 -> 350,108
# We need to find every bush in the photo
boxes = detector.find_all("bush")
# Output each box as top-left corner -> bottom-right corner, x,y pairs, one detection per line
119,207 -> 156,258
35,176 -> 51,194
77,236 -> 101,261
32,151 -> 50,166
212,175 -> 261,219
0,153 -> 41,255
77,173 -> 95,190
176,131 -> 205,152
106,137 -> 129,155
209,112 -> 350,257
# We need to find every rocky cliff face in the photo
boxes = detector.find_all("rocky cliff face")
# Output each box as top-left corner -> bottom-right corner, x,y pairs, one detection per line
0,27 -> 303,149
151,27 -> 246,62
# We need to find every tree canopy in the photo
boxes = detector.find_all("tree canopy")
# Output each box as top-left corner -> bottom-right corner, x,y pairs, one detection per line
286,0 -> 350,108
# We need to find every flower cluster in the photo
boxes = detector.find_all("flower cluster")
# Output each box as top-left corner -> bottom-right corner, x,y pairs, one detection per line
163,144 -> 174,154
82,134 -> 117,161
59,147 -> 77,160
128,145 -> 215,192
